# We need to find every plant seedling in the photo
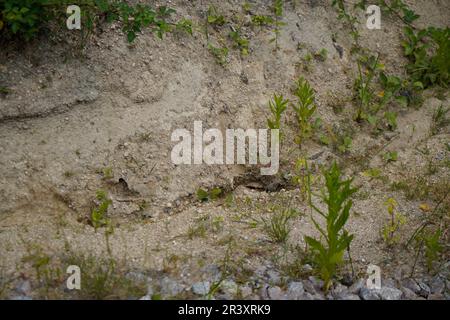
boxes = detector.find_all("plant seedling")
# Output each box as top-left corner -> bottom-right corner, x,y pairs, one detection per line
270,0 -> 285,50
229,28 -> 249,55
422,229 -> 443,272
197,187 -> 222,202
338,136 -> 352,154
208,44 -> 229,66
384,151 -> 398,162
292,77 -> 317,145
251,15 -> 274,27
381,198 -> 406,246
91,190 -> 112,231
430,105 -> 449,135
267,94 -> 289,131
207,5 -> 226,26
262,208 -> 298,243
305,162 -> 357,291
314,48 -> 328,61
384,111 -> 398,130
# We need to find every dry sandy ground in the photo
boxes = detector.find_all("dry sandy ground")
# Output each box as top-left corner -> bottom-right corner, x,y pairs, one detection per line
0,0 -> 449,298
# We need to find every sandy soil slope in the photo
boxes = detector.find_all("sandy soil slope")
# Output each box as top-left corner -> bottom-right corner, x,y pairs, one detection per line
0,0 -> 449,299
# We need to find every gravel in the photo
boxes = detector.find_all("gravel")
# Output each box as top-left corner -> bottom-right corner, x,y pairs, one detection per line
15,280 -> 32,296
287,282 -> 305,300
417,282 -> 431,298
267,286 -> 287,300
377,287 -> 403,300
430,276 -> 445,294
303,280 -> 318,295
192,281 -> 211,296
402,278 -> 421,294
349,278 -> 365,295
359,287 -> 381,300
160,277 -> 184,297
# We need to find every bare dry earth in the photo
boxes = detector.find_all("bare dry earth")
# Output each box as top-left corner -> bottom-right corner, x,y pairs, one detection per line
0,0 -> 449,298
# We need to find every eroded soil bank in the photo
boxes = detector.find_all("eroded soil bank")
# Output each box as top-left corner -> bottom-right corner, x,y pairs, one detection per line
0,0 -> 449,299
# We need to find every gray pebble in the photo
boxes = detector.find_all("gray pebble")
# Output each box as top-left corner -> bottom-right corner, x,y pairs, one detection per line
308,276 -> 324,290
16,280 -> 31,295
417,282 -> 431,298
430,276 -> 445,294
312,293 -> 325,300
220,279 -> 238,297
402,278 -> 421,294
349,278 -> 365,294
427,293 -> 445,300
267,286 -> 287,300
160,277 -> 184,297
359,287 -> 381,300
378,287 -> 403,300
10,295 -> 32,300
287,281 -> 305,300
400,287 -> 418,300
239,285 -> 253,298
303,280 -> 317,295
331,283 -> 348,298
192,281 -> 211,296
266,270 -> 281,285
335,293 -> 361,300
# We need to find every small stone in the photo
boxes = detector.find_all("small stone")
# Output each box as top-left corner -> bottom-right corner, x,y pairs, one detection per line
267,286 -> 287,300
139,295 -> 151,300
16,280 -> 31,295
215,293 -> 230,300
349,278 -> 365,294
332,283 -> 348,294
427,293 -> 445,300
201,265 -> 222,282
341,273 -> 354,286
10,295 -> 32,300
259,284 -> 270,300
303,280 -> 317,295
239,285 -> 253,298
220,280 -> 238,297
286,282 -> 305,300
266,270 -> 281,285
300,292 -> 314,300
254,265 -> 267,278
383,278 -> 397,288
430,276 -> 445,294
192,281 -> 211,296
417,282 -> 431,298
359,287 -> 380,300
302,264 -> 313,273
308,276 -> 324,290
335,293 -> 360,300
378,287 -> 403,300
402,278 -> 420,294
331,283 -> 349,299
312,293 -> 325,300
400,287 -> 418,300
160,277 -> 184,297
